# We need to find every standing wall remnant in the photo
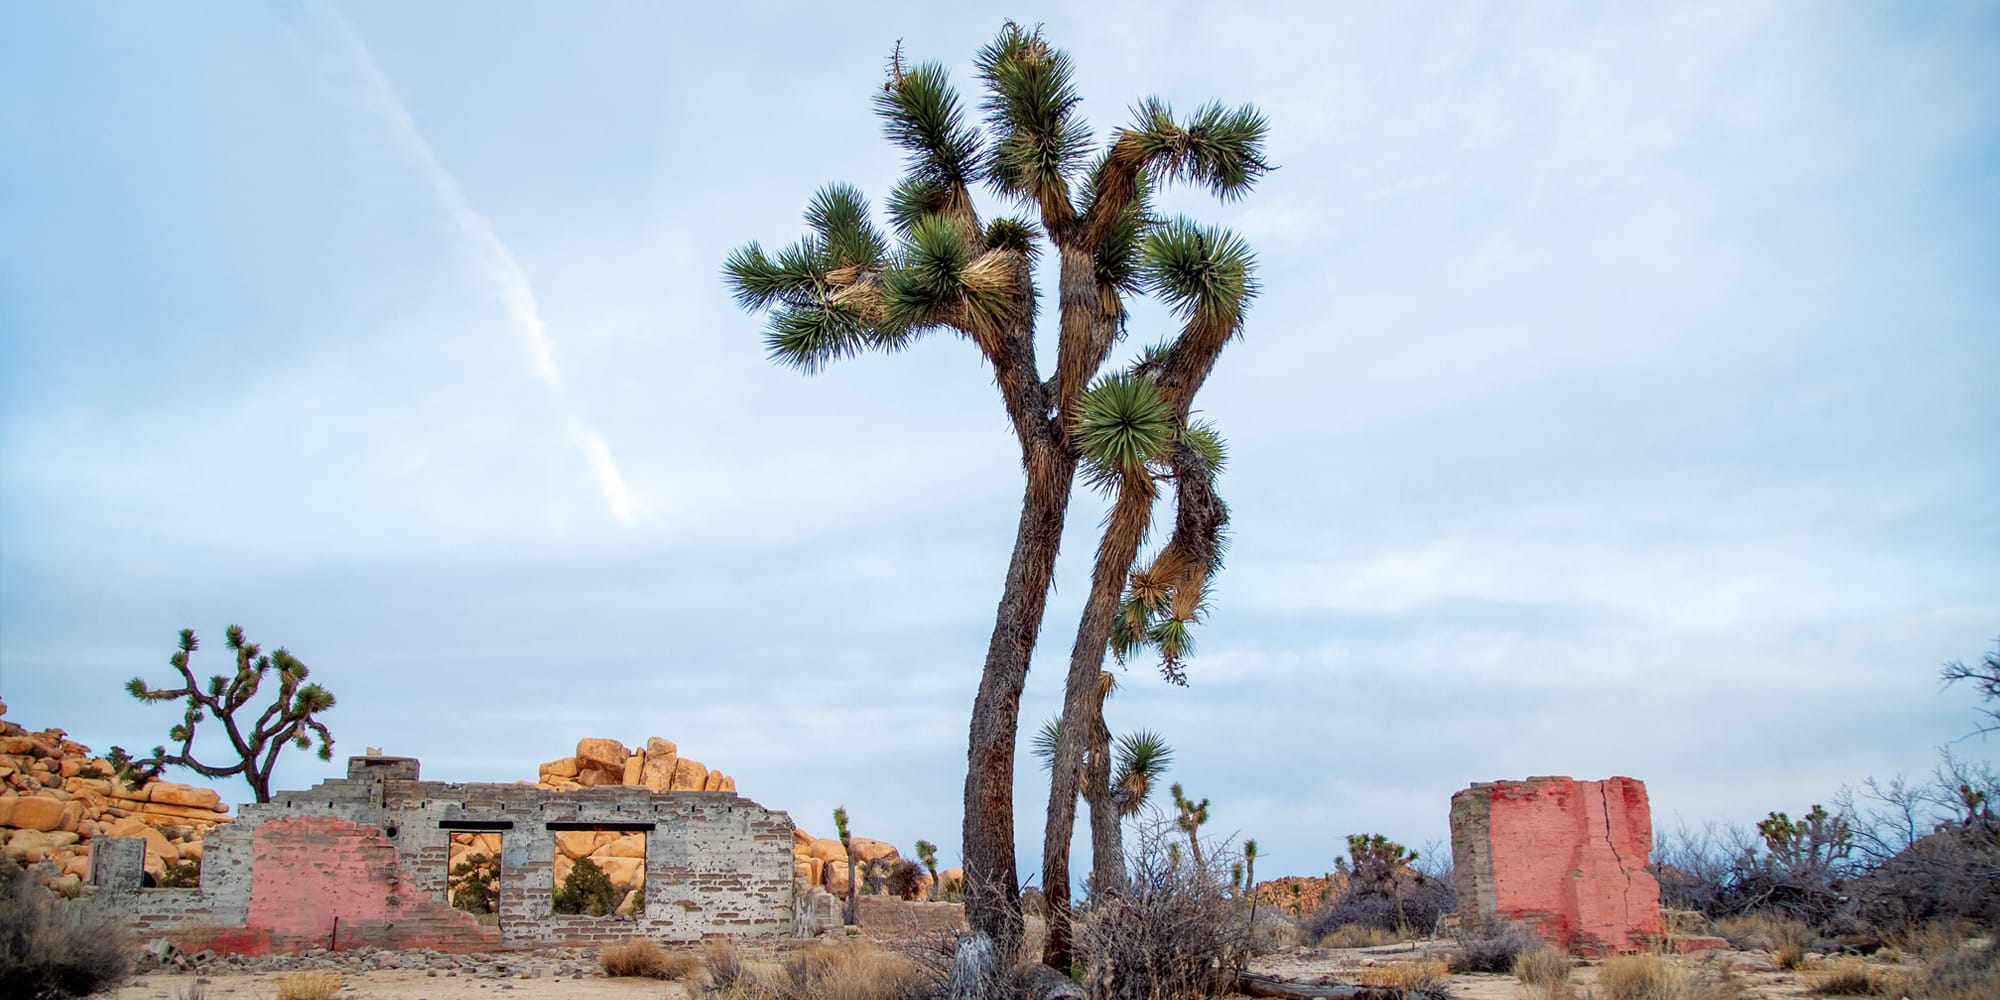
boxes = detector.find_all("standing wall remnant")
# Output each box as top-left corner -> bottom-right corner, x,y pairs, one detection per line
1450,775 -> 1662,954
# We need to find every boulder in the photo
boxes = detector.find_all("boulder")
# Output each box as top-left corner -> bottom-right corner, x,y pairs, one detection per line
574,768 -> 615,788
640,738 -> 678,793
599,833 -> 646,859
4,830 -> 52,862
6,795 -> 64,832
573,738 -> 629,778
139,826 -> 180,864
718,776 -> 736,793
793,828 -> 815,848
849,837 -> 899,865
702,770 -> 725,792
668,758 -> 708,792
808,838 -> 847,864
554,831 -> 600,860
615,888 -> 639,917
149,784 -> 222,810
824,861 -> 853,897
622,754 -> 644,786
541,758 -> 580,779
594,855 -> 644,888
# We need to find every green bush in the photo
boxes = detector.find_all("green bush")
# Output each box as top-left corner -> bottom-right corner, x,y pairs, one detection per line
158,858 -> 201,889
552,857 -> 620,916
448,853 -> 497,913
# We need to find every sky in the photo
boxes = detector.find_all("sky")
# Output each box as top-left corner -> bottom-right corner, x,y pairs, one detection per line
2,1 -> 1996,886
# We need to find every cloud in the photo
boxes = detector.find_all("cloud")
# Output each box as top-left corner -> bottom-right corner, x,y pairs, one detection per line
306,0 -> 642,525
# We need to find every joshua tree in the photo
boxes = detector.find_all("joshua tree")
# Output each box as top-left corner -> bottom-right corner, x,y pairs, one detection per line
724,22 -> 1267,956
111,626 -> 336,803
833,805 -> 857,924
1043,324 -> 1248,966
915,839 -> 940,901
1336,833 -> 1419,932
1171,783 -> 1212,871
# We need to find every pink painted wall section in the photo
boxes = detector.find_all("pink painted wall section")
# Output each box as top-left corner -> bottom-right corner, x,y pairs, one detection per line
242,816 -> 500,953
1475,776 -> 1663,953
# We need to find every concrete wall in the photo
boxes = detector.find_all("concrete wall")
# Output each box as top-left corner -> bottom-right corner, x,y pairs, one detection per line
95,756 -> 795,953
1451,776 -> 1663,954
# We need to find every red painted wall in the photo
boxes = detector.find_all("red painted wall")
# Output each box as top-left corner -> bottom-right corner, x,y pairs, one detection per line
1485,777 -> 1662,953
184,816 -> 501,955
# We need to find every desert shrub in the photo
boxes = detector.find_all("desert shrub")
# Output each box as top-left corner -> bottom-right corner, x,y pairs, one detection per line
887,859 -> 926,901
1248,909 -> 1297,954
1074,816 -> 1249,1000
157,857 -> 201,889
1775,940 -> 1805,970
1302,862 -> 1455,938
273,970 -> 346,1000
0,863 -> 132,999
1448,920 -> 1543,973
552,856 -> 619,916
1919,939 -> 2000,1000
1513,945 -> 1572,988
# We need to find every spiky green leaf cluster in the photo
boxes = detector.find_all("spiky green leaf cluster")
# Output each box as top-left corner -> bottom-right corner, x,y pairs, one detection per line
1127,98 -> 1272,199
875,59 -> 983,192
977,23 -> 1090,205
1140,218 -> 1258,329
1075,372 -> 1172,476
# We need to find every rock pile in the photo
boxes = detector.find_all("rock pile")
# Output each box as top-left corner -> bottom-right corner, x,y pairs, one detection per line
535,737 -> 737,793
0,700 -> 231,891
1253,873 -> 1351,918
790,827 -> 961,900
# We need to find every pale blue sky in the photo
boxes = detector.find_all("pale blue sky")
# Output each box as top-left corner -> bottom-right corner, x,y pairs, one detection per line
2,1 -> 1996,883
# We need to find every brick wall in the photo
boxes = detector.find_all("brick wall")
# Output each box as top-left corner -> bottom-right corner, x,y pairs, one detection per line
1450,776 -> 1663,954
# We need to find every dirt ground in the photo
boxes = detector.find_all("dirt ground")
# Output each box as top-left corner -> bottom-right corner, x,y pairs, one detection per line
109,941 -> 1843,1000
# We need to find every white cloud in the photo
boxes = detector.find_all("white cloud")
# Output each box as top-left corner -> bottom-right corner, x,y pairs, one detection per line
307,0 -> 642,525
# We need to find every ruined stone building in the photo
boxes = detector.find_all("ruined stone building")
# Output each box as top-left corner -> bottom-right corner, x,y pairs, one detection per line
92,755 -> 795,954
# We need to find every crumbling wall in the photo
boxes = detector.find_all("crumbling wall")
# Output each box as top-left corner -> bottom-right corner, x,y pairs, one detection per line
1451,776 -> 1662,954
94,755 -> 795,953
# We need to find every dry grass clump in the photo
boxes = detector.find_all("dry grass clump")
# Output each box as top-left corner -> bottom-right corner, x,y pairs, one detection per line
778,940 -> 922,1000
1513,945 -> 1573,992
1599,954 -> 1682,1000
1774,940 -> 1806,971
1711,912 -> 1812,954
1353,958 -> 1449,990
1595,955 -> 1748,1000
1800,956 -> 1914,996
0,864 -> 132,1000
1317,923 -> 1402,949
599,937 -> 703,980
273,970 -> 346,1000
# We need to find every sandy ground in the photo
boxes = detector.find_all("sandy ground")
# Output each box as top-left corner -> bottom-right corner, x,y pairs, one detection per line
112,969 -> 695,1000
110,942 -> 1841,1000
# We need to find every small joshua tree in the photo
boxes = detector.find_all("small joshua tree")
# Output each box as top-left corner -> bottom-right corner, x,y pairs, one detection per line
1171,783 -> 1211,870
112,626 -> 335,803
915,839 -> 940,901
833,805 -> 857,924
1335,834 -> 1419,932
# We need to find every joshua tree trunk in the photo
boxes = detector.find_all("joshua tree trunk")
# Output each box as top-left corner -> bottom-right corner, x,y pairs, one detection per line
963,439 -> 1075,958
1041,473 -> 1155,970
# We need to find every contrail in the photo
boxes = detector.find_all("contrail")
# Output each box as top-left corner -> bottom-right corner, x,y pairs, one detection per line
309,1 -> 642,524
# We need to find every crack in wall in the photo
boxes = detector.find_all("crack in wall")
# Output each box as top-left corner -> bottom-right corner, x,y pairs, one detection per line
1599,781 -> 1636,936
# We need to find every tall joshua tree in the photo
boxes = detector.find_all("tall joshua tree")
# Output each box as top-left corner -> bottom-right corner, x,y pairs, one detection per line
833,805 -> 857,925
724,23 -> 1268,956
1172,782 -> 1212,870
113,626 -> 336,803
1040,222 -> 1255,967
